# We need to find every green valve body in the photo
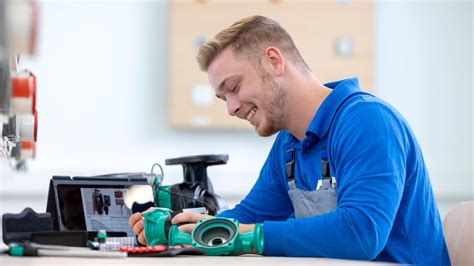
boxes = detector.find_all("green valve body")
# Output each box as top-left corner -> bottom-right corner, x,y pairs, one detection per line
191,218 -> 264,256
143,210 -> 264,256
154,185 -> 172,209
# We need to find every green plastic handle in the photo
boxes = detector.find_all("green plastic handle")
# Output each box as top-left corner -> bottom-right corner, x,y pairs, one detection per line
143,208 -> 172,246
9,245 -> 24,256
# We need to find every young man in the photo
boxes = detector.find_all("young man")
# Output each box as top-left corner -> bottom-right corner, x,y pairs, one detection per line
130,15 -> 450,264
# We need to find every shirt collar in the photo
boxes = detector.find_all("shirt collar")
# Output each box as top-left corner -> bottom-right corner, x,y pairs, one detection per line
284,77 -> 361,144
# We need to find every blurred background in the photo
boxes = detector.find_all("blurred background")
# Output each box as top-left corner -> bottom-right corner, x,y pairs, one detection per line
0,0 -> 472,223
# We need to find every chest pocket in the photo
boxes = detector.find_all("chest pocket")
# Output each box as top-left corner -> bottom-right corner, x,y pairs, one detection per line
286,146 -> 337,219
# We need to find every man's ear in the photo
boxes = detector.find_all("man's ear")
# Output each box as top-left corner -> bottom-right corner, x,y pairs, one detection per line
264,46 -> 285,76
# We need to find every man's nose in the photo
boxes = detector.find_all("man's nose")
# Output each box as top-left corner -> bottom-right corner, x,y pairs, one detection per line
226,96 -> 241,117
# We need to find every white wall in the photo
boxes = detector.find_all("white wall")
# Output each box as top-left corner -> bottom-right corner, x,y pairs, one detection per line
1,1 -> 472,216
375,0 -> 472,198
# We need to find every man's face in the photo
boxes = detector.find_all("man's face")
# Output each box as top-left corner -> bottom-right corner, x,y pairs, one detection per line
208,48 -> 287,136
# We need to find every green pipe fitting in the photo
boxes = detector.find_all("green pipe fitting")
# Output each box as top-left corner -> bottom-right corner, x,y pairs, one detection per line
238,223 -> 264,255
168,225 -> 192,246
191,218 -> 264,256
143,208 -> 172,246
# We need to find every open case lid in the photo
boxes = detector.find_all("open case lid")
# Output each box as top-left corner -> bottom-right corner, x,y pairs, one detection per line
46,174 -> 150,235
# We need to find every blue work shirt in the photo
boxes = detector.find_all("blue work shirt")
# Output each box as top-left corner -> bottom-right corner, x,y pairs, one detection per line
217,78 -> 450,265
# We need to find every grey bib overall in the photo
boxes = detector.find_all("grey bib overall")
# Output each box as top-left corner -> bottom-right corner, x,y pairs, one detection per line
286,146 -> 337,218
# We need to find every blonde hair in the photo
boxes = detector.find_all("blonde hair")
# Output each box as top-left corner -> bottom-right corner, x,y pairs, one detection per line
196,15 -> 308,72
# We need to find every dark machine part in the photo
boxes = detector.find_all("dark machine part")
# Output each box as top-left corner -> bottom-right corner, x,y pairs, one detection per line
0,59 -> 11,118
162,154 -> 229,215
3,116 -> 17,141
165,154 -> 229,191
0,0 -> 9,118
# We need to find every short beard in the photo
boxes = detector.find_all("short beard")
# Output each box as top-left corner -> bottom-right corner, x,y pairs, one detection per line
256,70 -> 287,137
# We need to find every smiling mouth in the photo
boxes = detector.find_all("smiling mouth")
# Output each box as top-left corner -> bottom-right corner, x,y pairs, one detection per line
246,107 -> 257,122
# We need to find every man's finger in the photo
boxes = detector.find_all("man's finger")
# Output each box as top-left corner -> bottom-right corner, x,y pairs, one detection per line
178,223 -> 196,233
171,212 -> 212,224
133,219 -> 144,236
129,212 -> 142,227
138,232 -> 147,246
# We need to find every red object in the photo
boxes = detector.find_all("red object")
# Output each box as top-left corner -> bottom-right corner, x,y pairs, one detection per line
11,75 -> 33,97
21,141 -> 34,150
11,71 -> 37,114
119,245 -> 167,254
21,141 -> 36,159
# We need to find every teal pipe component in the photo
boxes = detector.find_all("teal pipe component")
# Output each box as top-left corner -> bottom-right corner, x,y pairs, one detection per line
168,225 -> 192,246
190,218 -> 264,256
143,208 -> 172,246
240,223 -> 264,255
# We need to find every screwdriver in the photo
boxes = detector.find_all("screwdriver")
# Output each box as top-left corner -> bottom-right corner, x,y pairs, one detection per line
8,242 -> 127,258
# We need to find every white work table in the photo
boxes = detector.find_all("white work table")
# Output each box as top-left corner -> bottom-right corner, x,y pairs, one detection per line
0,254 -> 400,266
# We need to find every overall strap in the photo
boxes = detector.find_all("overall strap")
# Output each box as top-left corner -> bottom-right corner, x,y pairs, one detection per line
285,148 -> 296,189
321,147 -> 331,180
318,138 -> 336,190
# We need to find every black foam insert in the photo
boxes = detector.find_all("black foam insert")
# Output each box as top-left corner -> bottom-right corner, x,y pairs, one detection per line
2,207 -> 53,244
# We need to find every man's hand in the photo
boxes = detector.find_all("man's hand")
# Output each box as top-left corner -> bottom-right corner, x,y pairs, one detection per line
129,211 -> 147,245
171,212 -> 213,232
128,210 -> 213,245
238,223 -> 256,234
172,212 -> 255,234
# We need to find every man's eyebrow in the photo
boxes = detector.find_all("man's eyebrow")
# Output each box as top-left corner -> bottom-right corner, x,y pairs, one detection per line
215,75 -> 241,101
218,75 -> 241,92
